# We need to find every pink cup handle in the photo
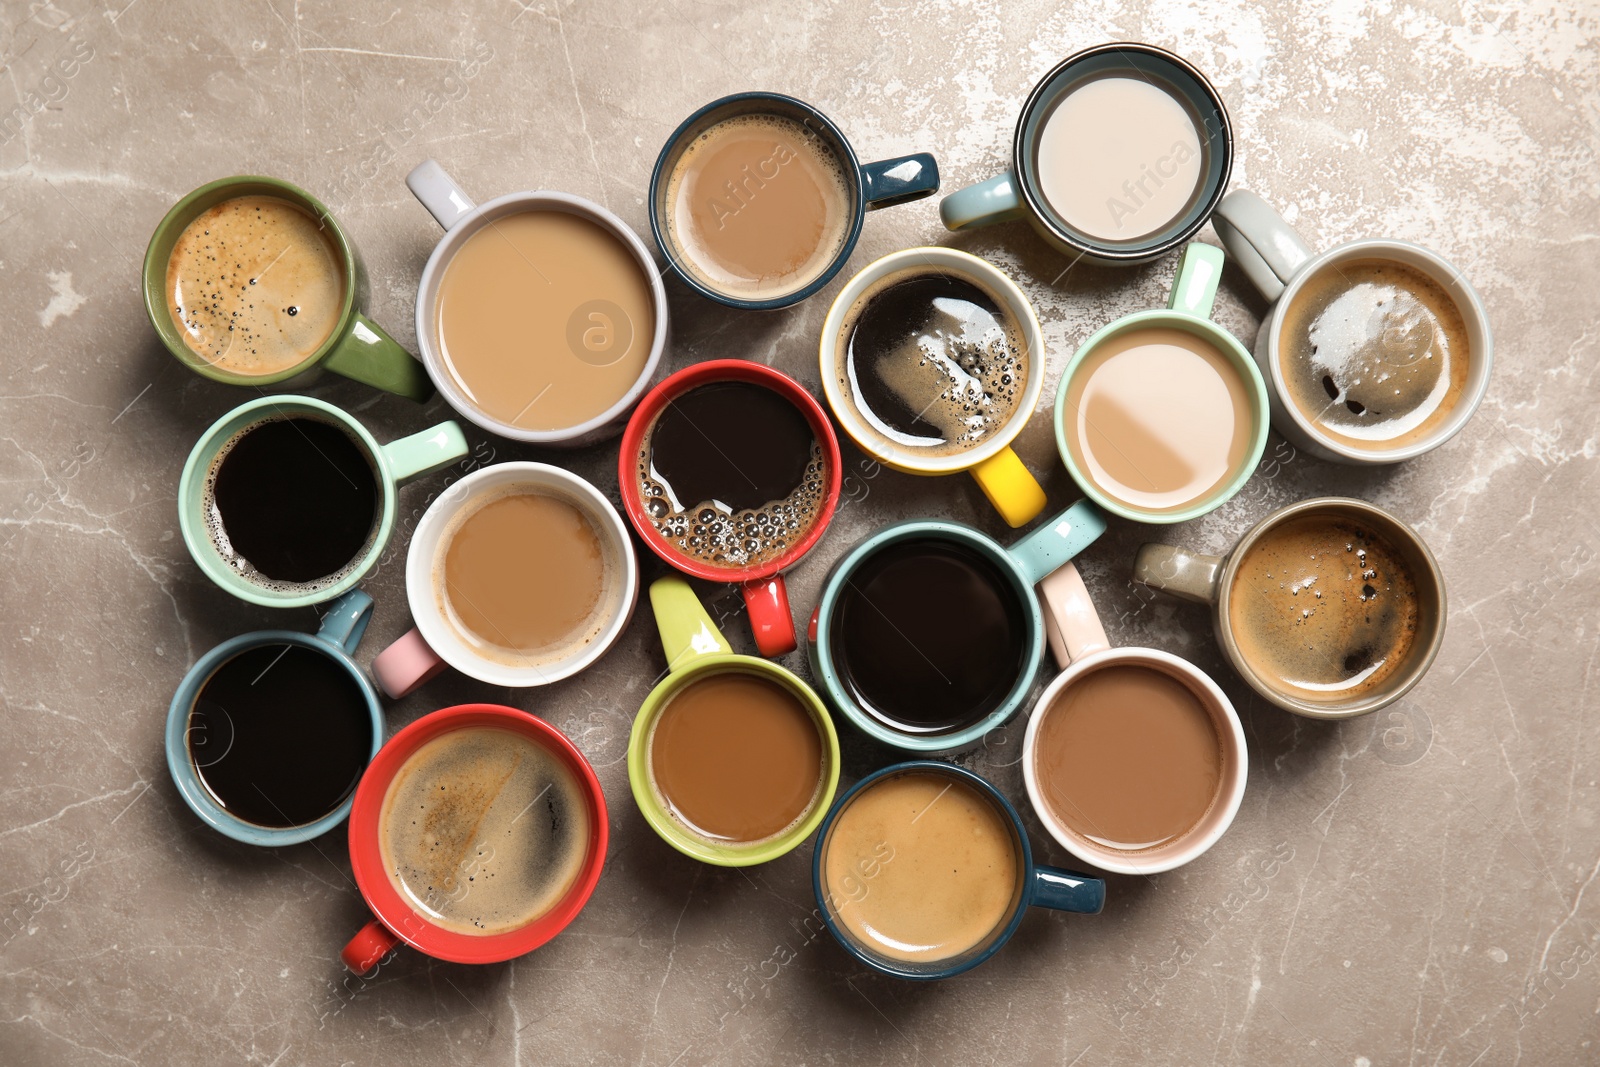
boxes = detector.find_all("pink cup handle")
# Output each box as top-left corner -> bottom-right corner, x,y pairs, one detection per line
372,627 -> 449,699
1038,563 -> 1111,670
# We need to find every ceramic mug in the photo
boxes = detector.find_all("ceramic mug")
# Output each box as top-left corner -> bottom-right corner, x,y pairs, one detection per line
806,500 -> 1107,755
811,760 -> 1104,980
626,577 -> 841,867
617,360 -> 842,658
940,43 -> 1232,267
649,91 -> 940,310
1131,496 -> 1447,720
1052,243 -> 1269,524
405,159 -> 670,446
369,462 -> 639,699
143,175 -> 433,401
1211,189 -> 1494,464
340,703 -> 608,970
178,395 -> 468,609
165,590 -> 382,847
819,246 -> 1049,528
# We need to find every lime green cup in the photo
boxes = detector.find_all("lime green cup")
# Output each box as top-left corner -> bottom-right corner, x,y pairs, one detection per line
144,175 -> 433,401
628,577 -> 841,867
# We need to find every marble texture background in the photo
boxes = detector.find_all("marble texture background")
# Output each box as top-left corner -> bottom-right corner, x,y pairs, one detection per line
1,0 -> 1597,1063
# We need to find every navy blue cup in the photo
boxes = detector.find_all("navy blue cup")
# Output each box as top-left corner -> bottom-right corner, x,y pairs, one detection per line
649,91 -> 939,310
811,761 -> 1105,980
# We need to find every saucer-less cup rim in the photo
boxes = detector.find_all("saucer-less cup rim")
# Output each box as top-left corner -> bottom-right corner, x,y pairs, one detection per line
807,501 -> 1107,755
1022,564 -> 1248,875
648,90 -> 940,310
142,174 -> 433,401
1131,496 -> 1448,720
177,395 -> 468,609
1212,188 -> 1494,464
810,759 -> 1105,980
406,159 -> 670,446
164,590 -> 381,847
370,461 -> 641,696
818,246 -> 1049,527
1052,243 -> 1269,524
341,703 -> 609,970
626,577 -> 841,867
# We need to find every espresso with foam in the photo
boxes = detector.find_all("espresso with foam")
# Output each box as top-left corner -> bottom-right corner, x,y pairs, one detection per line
1228,514 -> 1421,703
636,381 -> 829,569
379,726 -> 592,936
664,112 -> 853,299
836,269 -> 1028,458
167,195 -> 345,375
823,771 -> 1021,964
1279,259 -> 1471,450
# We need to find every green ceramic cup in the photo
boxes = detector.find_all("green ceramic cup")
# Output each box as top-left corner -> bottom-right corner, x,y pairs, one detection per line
143,175 -> 433,401
178,395 -> 467,609
1052,243 -> 1269,524
628,577 -> 841,867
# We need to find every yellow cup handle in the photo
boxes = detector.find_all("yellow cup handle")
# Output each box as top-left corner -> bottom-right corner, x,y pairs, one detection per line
969,447 -> 1047,528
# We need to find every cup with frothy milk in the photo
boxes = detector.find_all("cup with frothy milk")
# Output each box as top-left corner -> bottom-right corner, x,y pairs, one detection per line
1212,189 -> 1494,464
941,43 -> 1233,268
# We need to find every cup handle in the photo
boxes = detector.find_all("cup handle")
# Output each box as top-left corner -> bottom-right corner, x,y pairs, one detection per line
651,577 -> 732,672
1131,543 -> 1223,605
740,577 -> 796,658
406,159 -> 478,231
1038,562 -> 1110,670
372,627 -> 450,699
316,590 -> 374,654
381,421 -> 469,484
321,314 -> 435,402
1006,499 -> 1109,585
1210,189 -> 1315,303
939,172 -> 1026,232
1167,242 -> 1225,320
1030,865 -> 1106,914
342,919 -> 400,974
860,153 -> 940,210
968,447 -> 1047,528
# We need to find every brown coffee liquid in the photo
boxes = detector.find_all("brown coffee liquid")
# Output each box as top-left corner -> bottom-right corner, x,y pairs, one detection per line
435,210 -> 654,431
666,113 -> 852,299
823,771 -> 1020,964
379,727 -> 591,936
649,671 -> 824,844
1279,259 -> 1471,450
1062,326 -> 1255,513
1228,514 -> 1421,703
167,195 -> 345,375
439,487 -> 611,666
636,381 -> 830,569
1034,664 -> 1222,852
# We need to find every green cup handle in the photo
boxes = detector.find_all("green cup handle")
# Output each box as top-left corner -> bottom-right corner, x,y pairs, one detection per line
316,589 -> 374,655
322,313 -> 435,402
1211,189 -> 1315,302
650,576 -> 731,672
381,421 -> 469,484
1006,499 -> 1108,585
1167,243 -> 1225,319
939,172 -> 1026,232
1131,543 -> 1222,605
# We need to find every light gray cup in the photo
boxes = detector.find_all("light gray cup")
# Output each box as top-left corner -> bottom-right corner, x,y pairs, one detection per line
1212,189 -> 1492,465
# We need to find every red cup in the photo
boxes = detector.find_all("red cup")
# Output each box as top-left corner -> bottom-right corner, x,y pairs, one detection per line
618,360 -> 843,657
339,704 -> 608,971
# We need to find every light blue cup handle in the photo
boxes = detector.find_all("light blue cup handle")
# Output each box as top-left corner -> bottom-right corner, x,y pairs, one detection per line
1005,499 -> 1109,585
940,172 -> 1027,231
318,589 -> 374,652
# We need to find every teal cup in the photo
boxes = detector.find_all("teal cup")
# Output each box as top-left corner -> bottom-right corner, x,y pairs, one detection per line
1052,243 -> 1269,524
164,590 -> 383,847
806,500 -> 1107,755
178,395 -> 468,608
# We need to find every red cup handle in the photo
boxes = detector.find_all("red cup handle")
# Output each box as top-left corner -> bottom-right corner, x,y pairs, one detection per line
741,576 -> 796,657
342,919 -> 401,974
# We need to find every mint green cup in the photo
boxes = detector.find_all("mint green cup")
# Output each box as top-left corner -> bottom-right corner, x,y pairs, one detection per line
628,577 -> 841,867
178,395 -> 468,609
1053,243 -> 1269,524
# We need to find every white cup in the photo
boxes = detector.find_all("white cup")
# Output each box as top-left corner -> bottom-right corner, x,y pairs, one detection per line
371,462 -> 638,697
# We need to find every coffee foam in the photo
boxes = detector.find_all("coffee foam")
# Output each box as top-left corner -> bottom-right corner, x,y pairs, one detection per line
378,726 -> 591,936
202,416 -> 380,596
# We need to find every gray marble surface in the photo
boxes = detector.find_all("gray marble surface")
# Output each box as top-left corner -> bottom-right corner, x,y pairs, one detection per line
2,1 -> 1597,1064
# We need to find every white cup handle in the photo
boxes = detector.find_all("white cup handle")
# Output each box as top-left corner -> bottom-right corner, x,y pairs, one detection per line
1211,189 -> 1315,302
406,159 -> 478,231
1038,563 -> 1111,671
